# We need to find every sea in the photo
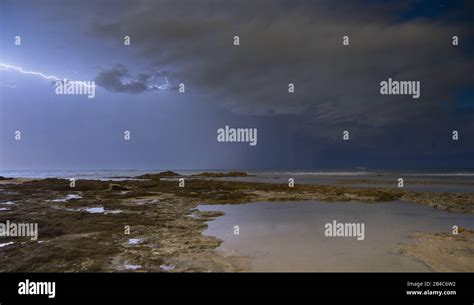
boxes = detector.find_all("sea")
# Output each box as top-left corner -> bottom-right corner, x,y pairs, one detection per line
1,169 -> 474,193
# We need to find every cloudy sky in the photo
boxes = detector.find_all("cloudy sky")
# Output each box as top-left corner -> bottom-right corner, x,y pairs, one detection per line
0,0 -> 473,170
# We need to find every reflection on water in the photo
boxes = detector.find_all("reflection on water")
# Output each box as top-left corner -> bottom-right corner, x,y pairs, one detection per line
199,200 -> 474,272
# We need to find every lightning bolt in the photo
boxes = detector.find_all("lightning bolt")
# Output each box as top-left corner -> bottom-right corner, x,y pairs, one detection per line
146,73 -> 170,90
0,62 -> 172,92
0,63 -> 95,88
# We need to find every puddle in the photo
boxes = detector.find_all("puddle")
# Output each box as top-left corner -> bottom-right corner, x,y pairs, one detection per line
160,264 -> 175,271
65,206 -> 123,214
85,207 -> 105,214
124,264 -> 142,270
199,200 -> 474,272
128,238 -> 142,245
84,207 -> 122,214
51,194 -> 82,202
105,210 -> 123,214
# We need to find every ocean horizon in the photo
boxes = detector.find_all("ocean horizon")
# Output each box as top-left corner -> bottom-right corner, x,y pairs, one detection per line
2,168 -> 474,179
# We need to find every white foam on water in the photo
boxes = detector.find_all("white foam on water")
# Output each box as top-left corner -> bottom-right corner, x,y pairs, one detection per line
0,207 -> 11,211
406,173 -> 474,177
1,201 -> 15,205
0,242 -> 14,248
259,171 -> 371,176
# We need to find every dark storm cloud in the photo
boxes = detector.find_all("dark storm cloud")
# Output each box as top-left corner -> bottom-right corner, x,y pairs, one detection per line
2,0 -> 473,170
95,64 -> 147,93
95,64 -> 172,93
90,0 -> 474,141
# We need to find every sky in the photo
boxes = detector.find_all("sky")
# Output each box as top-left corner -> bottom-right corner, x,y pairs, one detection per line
0,0 -> 473,171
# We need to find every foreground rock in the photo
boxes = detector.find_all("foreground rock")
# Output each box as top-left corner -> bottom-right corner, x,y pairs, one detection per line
135,171 -> 181,180
108,183 -> 129,191
402,192 -> 474,213
0,183 -> 238,272
399,229 -> 474,271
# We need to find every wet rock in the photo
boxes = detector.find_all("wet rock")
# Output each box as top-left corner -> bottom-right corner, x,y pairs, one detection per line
193,171 -> 249,178
0,172 -> 472,272
136,171 -> 180,180
108,183 -> 129,191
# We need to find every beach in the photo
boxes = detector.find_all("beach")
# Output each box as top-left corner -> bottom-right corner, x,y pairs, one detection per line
0,171 -> 473,272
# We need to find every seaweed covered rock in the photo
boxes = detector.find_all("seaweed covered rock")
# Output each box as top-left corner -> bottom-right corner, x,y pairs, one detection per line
194,171 -> 249,178
108,183 -> 129,191
136,171 -> 180,180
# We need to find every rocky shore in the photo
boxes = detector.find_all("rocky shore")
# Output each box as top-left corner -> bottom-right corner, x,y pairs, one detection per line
399,228 -> 474,272
0,171 -> 473,272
